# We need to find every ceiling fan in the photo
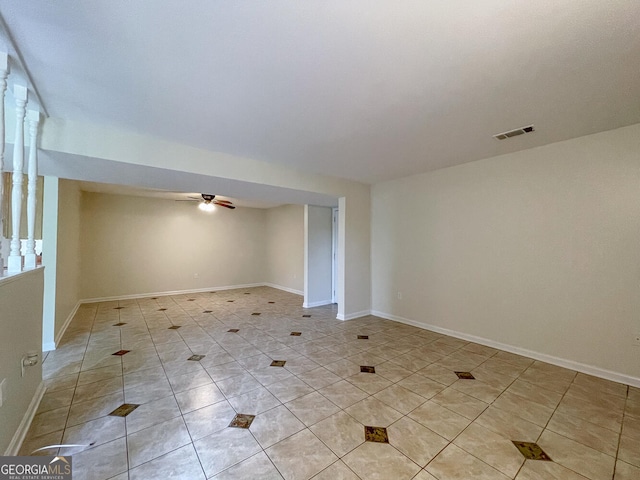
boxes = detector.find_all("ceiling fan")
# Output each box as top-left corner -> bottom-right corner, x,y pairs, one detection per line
178,193 -> 236,211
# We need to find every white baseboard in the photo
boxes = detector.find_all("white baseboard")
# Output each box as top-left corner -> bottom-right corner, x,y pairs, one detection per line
5,381 -> 45,456
303,299 -> 333,308
263,283 -> 304,296
337,309 -> 371,321
371,310 -> 640,388
48,301 -> 81,351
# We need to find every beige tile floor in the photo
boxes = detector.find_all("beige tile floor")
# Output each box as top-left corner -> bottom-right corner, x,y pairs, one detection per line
21,287 -> 640,480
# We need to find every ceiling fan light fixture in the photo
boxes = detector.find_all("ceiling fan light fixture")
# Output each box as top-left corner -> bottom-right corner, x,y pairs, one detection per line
177,193 -> 235,210
198,202 -> 215,212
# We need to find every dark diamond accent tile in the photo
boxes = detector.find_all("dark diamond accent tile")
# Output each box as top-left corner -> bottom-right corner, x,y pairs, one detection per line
512,441 -> 552,461
228,329 -> 240,333
113,322 -> 127,327
360,366 -> 375,374
203,310 -> 213,313
244,292 -> 251,295
188,355 -> 206,362
168,325 -> 181,330
227,300 -> 235,303
229,413 -> 255,429
302,315 -> 311,318
364,426 -> 389,443
357,335 -> 369,340
151,297 -> 158,300
158,308 -> 167,311
268,301 -> 275,304
114,306 -> 125,310
209,291 -> 217,294
290,332 -> 302,337
252,313 -> 261,316
271,360 -> 286,367
187,299 -> 195,301
112,350 -> 130,356
109,403 -> 140,417
455,371 -> 475,380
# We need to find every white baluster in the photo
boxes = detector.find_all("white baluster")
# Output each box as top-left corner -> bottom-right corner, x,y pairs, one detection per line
7,85 -> 27,273
0,52 -> 8,274
24,109 -> 40,269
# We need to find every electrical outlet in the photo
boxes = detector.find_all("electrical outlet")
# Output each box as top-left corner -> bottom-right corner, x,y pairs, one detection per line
0,378 -> 6,408
397,291 -> 402,300
634,334 -> 640,347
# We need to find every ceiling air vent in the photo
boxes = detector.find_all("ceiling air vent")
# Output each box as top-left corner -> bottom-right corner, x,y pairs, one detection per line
493,125 -> 535,141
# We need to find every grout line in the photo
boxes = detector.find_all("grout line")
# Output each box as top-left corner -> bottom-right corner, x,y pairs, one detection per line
611,385 -> 630,480
57,304 -> 97,454
417,346 -> 520,477
139,297 -> 208,478
119,303 -> 131,479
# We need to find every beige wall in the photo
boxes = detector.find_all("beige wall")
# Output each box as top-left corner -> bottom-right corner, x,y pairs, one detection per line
372,123 -> 640,382
265,204 -> 304,294
79,192 -> 308,300
55,179 -> 82,336
0,268 -> 44,454
80,192 -> 268,299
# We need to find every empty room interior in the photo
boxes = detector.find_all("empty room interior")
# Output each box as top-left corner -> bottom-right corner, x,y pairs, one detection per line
0,2 -> 639,479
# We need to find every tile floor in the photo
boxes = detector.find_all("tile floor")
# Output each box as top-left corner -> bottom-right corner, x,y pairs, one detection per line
21,287 -> 640,479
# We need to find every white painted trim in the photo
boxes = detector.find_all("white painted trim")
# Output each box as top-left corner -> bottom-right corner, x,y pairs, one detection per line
303,299 -> 333,308
42,341 -> 56,352
42,176 -> 59,351
331,207 -> 338,304
371,310 -> 640,388
81,283 -> 267,304
337,310 -> 371,321
48,300 -> 81,351
263,283 -> 304,296
5,381 -> 45,456
303,204 -> 310,307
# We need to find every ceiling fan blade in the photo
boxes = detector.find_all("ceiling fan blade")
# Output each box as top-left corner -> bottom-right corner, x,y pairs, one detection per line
214,202 -> 236,209
215,199 -> 233,204
175,199 -> 199,202
188,196 -> 201,200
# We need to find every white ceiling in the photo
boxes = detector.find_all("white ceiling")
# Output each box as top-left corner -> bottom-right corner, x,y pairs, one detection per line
1,0 -> 639,184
